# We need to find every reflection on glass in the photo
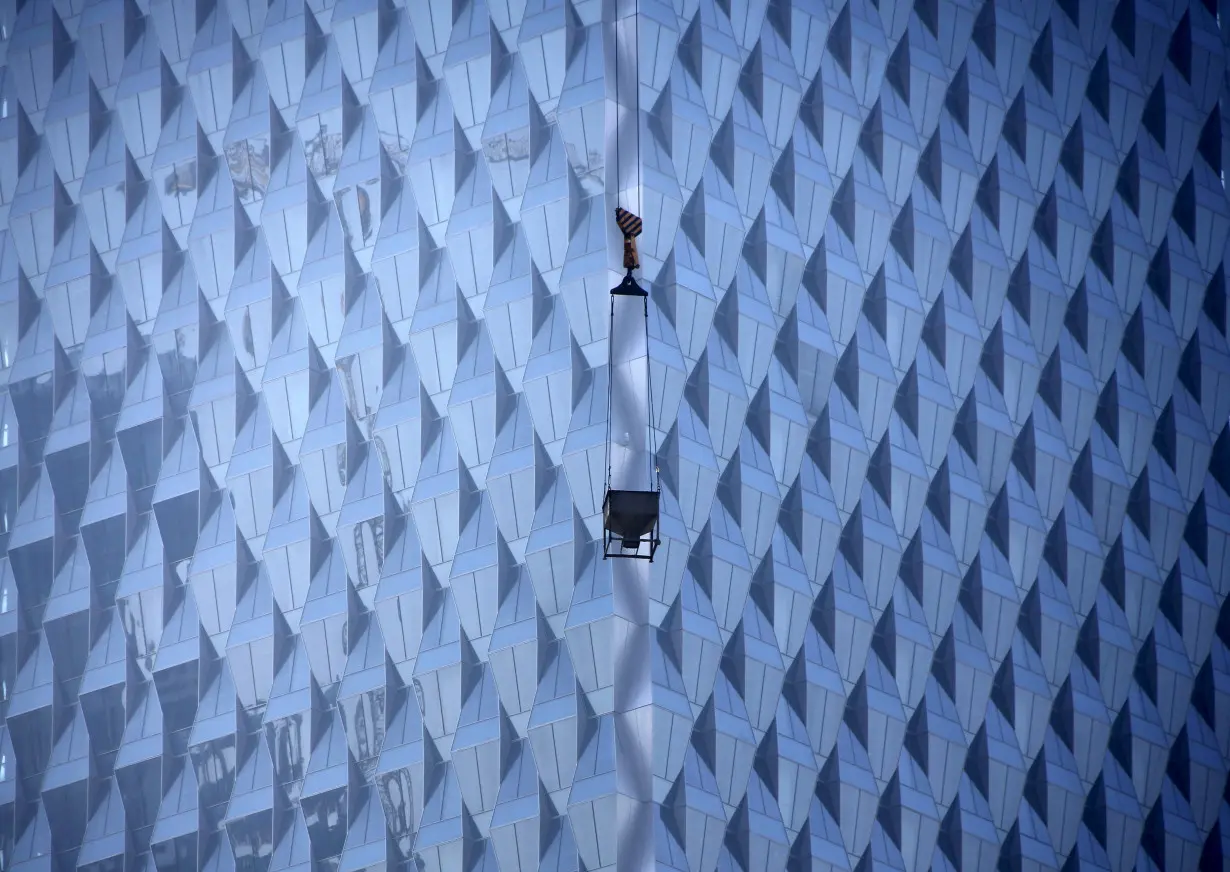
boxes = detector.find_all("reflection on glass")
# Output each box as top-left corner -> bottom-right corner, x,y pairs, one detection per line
163,161 -> 197,198
225,142 -> 270,202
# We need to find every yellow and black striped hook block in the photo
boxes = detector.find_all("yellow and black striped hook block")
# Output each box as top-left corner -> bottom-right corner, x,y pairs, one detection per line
615,207 -> 642,271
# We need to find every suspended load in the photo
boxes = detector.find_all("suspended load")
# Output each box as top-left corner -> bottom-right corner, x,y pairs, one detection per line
603,208 -> 660,561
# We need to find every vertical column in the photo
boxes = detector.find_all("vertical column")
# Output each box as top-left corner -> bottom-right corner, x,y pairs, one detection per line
608,6 -> 654,872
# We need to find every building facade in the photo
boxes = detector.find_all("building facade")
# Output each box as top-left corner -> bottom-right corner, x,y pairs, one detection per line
2,0 -> 1230,870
